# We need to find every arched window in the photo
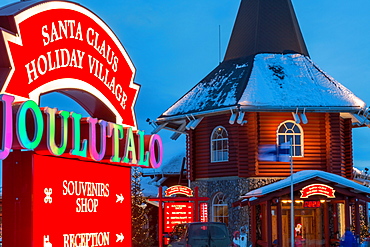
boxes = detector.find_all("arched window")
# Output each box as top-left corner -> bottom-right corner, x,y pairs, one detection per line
143,214 -> 150,237
277,121 -> 303,157
212,192 -> 228,225
210,126 -> 229,162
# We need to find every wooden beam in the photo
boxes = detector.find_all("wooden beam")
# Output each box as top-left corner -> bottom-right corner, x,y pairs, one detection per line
277,200 -> 282,247
251,205 -> 257,246
355,200 -> 360,236
345,197 -> 350,229
333,186 -> 370,202
333,202 -> 338,234
324,201 -> 330,247
267,201 -> 272,247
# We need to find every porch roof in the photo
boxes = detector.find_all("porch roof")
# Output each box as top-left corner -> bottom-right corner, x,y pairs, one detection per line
245,170 -> 370,198
234,170 -> 370,207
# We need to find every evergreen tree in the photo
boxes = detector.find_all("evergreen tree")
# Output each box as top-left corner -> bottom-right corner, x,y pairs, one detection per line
360,206 -> 369,242
131,167 -> 154,247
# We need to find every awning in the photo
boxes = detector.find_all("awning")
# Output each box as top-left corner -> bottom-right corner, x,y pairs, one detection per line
233,170 -> 370,207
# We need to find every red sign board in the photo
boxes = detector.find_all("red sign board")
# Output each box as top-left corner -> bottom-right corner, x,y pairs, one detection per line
200,203 -> 208,222
165,185 -> 194,197
0,1 -> 157,247
3,152 -> 132,246
164,202 -> 194,232
300,184 -> 335,198
0,1 -> 139,126
303,201 -> 321,208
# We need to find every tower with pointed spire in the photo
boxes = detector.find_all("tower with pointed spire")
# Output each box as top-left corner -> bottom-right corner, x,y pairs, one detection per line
224,0 -> 309,60
154,0 -> 370,243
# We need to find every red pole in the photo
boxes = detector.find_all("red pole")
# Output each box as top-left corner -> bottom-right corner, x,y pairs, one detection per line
158,186 -> 163,247
194,187 -> 199,221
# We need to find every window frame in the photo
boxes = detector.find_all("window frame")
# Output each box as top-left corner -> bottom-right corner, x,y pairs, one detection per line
210,126 -> 229,163
276,120 -> 304,157
212,192 -> 229,225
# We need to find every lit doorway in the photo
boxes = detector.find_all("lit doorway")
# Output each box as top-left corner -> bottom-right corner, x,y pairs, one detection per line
272,202 -> 324,247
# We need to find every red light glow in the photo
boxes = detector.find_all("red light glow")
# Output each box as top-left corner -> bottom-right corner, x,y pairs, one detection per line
164,202 -> 194,232
3,152 -> 132,246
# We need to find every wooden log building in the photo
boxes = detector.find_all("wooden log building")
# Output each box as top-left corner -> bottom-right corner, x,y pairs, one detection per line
153,0 -> 370,246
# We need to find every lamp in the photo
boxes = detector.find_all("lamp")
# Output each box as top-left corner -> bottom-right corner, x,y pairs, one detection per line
237,111 -> 245,124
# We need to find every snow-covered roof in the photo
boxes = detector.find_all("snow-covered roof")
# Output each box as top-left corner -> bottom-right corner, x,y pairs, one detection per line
142,152 -> 185,176
239,54 -> 364,108
140,176 -> 163,198
160,57 -> 252,117
243,170 -> 370,198
353,167 -> 370,186
140,153 -> 185,199
157,0 -> 366,122
160,53 -> 365,119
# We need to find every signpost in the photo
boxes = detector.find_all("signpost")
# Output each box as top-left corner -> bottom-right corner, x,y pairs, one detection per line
4,152 -> 132,246
149,186 -> 209,247
164,202 -> 194,232
0,1 -> 163,246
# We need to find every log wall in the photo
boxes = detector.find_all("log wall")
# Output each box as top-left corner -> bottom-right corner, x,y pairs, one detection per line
187,112 -> 353,179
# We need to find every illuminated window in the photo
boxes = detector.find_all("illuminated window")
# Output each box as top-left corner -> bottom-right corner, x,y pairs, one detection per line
277,121 -> 303,157
212,192 -> 228,225
210,126 -> 229,162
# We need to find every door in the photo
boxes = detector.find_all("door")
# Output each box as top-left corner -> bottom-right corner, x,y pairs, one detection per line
281,206 -> 323,247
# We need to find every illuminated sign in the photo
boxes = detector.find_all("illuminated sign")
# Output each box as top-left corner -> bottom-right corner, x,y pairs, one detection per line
0,1 -> 163,246
165,185 -> 194,197
0,1 -> 139,126
300,184 -> 335,198
0,95 -> 163,168
164,203 -> 194,232
3,153 -> 132,246
200,203 -> 208,222
303,201 -> 321,208
0,0 -> 163,166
